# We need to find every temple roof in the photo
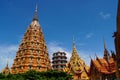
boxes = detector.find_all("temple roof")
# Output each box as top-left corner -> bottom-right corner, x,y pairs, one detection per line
90,41 -> 116,74
90,57 -> 116,74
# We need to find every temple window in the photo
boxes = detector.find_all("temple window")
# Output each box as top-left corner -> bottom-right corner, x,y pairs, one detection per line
36,49 -> 40,54
25,42 -> 27,45
36,50 -> 39,53
16,59 -> 18,61
30,49 -> 34,52
21,57 -> 23,61
24,49 -> 26,53
20,66 -> 22,69
23,58 -> 25,60
30,56 -> 33,61
29,65 -> 32,69
36,42 -> 39,45
31,42 -> 34,45
38,66 -> 41,69
34,36 -> 36,39
21,43 -> 23,46
21,66 -> 23,69
43,52 -> 45,55
38,57 -> 40,61
34,29 -> 37,32
25,37 -> 27,39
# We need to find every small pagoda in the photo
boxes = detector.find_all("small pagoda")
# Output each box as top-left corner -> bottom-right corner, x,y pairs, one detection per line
63,42 -> 89,80
52,51 -> 67,71
1,62 -> 10,75
11,5 -> 51,74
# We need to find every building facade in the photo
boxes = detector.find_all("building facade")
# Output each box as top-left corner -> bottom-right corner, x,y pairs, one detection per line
11,6 -> 51,74
52,51 -> 67,71
63,43 -> 89,80
90,41 -> 116,80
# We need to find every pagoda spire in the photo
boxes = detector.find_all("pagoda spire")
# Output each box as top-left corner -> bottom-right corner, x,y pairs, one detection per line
6,61 -> 8,68
71,37 -> 78,57
103,38 -> 107,50
72,36 -> 76,49
103,39 -> 110,62
33,4 -> 38,21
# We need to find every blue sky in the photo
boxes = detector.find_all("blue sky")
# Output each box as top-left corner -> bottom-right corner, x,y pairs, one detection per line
0,0 -> 118,71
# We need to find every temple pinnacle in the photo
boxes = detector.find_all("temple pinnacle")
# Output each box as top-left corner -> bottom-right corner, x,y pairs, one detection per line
33,4 -> 38,21
103,37 -> 107,50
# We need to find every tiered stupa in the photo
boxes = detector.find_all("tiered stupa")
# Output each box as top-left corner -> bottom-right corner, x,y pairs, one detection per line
63,42 -> 89,80
11,5 -> 51,74
2,62 -> 10,75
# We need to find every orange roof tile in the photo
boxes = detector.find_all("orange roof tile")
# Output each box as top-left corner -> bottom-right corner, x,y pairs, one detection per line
91,57 -> 116,74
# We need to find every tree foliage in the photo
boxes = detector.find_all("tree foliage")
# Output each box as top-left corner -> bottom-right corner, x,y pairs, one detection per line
0,70 -> 72,80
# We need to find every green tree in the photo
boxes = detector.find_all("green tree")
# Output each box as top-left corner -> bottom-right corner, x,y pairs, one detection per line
0,70 -> 72,80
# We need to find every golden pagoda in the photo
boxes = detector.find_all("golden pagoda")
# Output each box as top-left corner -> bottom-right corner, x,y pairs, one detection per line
11,5 -> 51,74
63,42 -> 89,80
2,62 -> 10,75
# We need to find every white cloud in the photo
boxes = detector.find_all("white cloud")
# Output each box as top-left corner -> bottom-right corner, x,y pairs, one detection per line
0,44 -> 18,71
99,12 -> 111,19
86,33 -> 94,39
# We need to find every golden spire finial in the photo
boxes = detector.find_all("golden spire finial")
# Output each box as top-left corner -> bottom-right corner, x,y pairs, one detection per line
35,4 -> 38,12
73,36 -> 75,47
71,36 -> 79,57
33,4 -> 38,21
